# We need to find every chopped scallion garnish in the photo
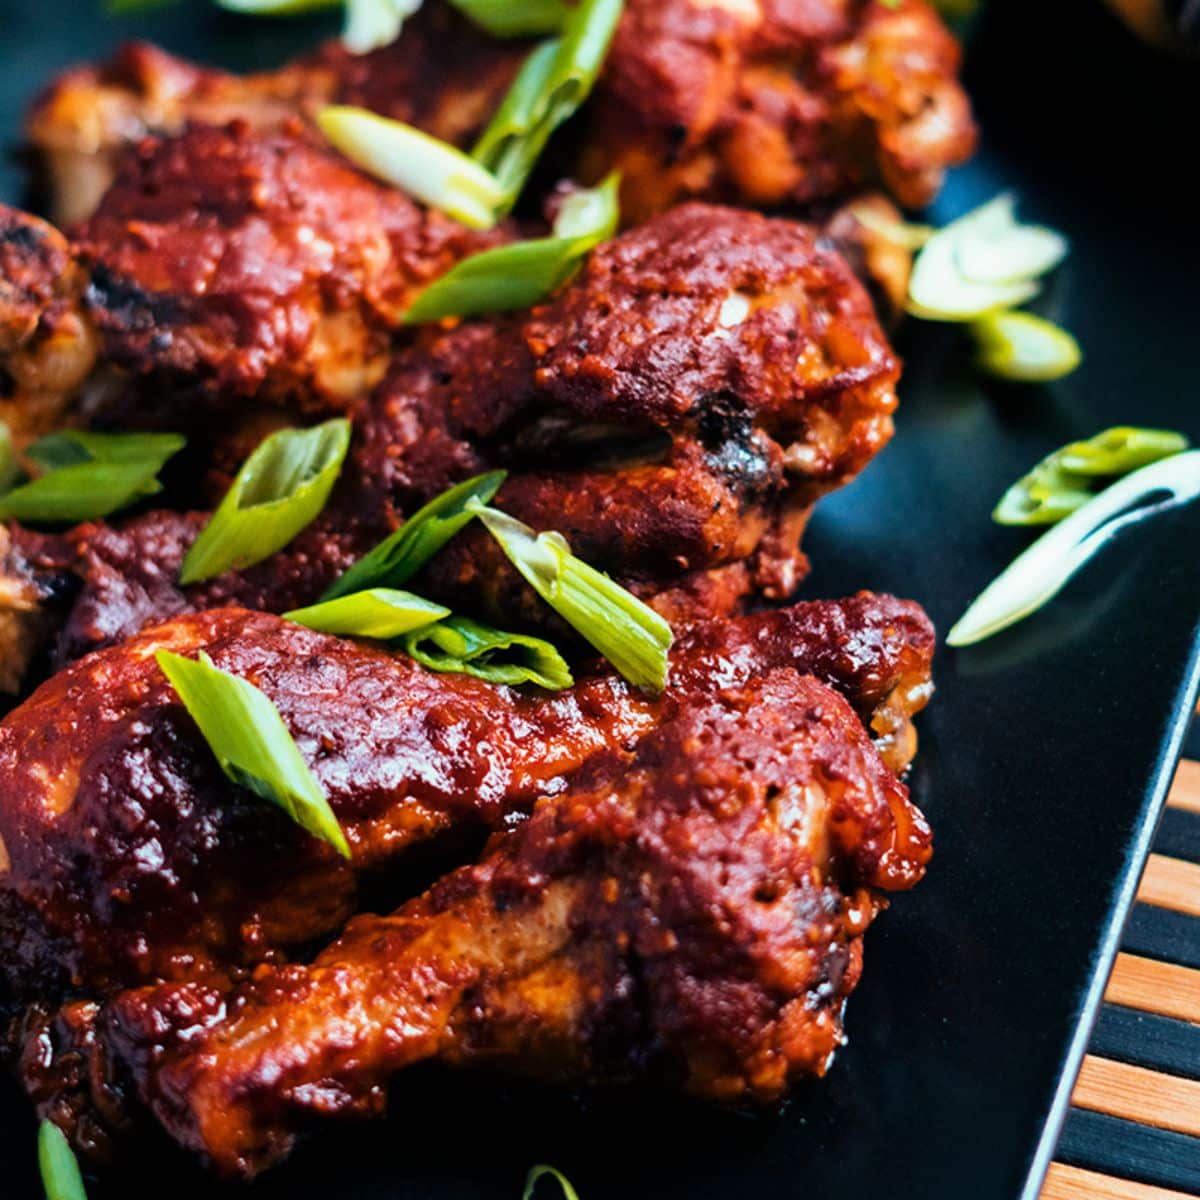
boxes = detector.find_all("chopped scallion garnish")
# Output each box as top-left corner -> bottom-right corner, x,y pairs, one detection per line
523,1166 -> 580,1200
179,418 -> 350,585
342,0 -> 422,52
318,106 -> 507,229
404,173 -> 619,323
472,0 -> 623,213
0,430 -> 185,524
0,420 -> 20,493
403,614 -> 573,689
452,0 -> 568,36
38,1120 -> 87,1200
970,311 -> 1081,382
321,470 -> 505,600
467,500 -> 672,693
284,587 -> 450,638
157,650 -> 351,858
949,450 -> 1200,646
994,426 -> 1189,526
907,194 -> 1066,322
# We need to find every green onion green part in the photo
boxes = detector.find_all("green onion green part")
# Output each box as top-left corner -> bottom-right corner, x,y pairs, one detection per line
318,106 -> 507,229
467,500 -> 672,693
180,418 -> 350,585
0,430 -> 185,524
403,615 -> 573,689
993,425 -> 1189,526
38,1121 -> 87,1200
285,588 -> 450,638
970,311 -> 1081,382
949,450 -> 1200,647
0,421 -> 19,493
451,0 -> 568,36
321,470 -> 506,600
523,1166 -> 580,1200
156,649 -> 351,858
472,0 -> 623,213
404,172 -> 619,323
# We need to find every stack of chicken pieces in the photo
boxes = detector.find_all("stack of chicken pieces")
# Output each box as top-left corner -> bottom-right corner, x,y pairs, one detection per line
0,0 -> 974,1181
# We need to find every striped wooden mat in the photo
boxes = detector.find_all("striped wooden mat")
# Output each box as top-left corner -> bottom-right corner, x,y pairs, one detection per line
1041,738 -> 1200,1199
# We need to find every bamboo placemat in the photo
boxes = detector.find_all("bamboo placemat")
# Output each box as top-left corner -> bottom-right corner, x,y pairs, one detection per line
1040,746 -> 1200,1198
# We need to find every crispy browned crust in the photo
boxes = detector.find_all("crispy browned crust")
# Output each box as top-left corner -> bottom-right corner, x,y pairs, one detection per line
584,0 -> 977,221
99,668 -> 929,1176
26,0 -> 973,227
26,5 -> 524,225
0,594 -> 931,1012
72,122 -> 506,409
0,204 -> 98,447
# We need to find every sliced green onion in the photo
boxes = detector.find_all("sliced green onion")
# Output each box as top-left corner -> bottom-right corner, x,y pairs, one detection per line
343,0 -> 422,53
452,0 -> 568,36
523,1165 -> 580,1200
0,421 -> 19,493
404,615 -> 573,689
318,107 -> 506,229
971,311 -> 1082,382
180,418 -> 350,586
908,194 -> 1064,322
994,426 -> 1189,526
949,450 -> 1200,647
321,470 -> 505,600
467,500 -> 672,693
284,588 -> 449,638
38,1121 -> 87,1200
0,430 -> 185,524
156,650 -> 350,858
25,430 -> 185,471
472,0 -> 623,213
404,173 -> 619,323
214,0 -> 340,13
1059,427 -> 1190,477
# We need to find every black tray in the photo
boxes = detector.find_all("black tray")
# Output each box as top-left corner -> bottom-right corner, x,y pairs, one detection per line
2,1 -> 1199,1197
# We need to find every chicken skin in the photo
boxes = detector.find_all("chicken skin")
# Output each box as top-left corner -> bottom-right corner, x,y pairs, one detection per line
98,668 -> 930,1177
0,594 -> 932,1004
26,0 -> 973,226
4,202 -> 898,674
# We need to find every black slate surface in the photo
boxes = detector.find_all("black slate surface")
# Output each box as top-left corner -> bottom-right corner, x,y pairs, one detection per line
1,1 -> 1199,1198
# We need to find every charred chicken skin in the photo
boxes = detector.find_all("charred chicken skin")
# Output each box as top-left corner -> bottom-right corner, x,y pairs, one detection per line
4,201 -> 899,671
26,0 -> 973,226
0,600 -> 931,1170
103,668 -> 930,1177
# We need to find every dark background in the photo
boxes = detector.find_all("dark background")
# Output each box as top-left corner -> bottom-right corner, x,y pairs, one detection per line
2,1 -> 1199,1197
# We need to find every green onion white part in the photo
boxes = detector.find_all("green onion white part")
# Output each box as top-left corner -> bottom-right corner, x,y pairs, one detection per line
180,418 -> 351,585
970,311 -> 1082,382
157,650 -> 351,858
949,450 -> 1200,646
908,194 -> 1055,321
467,500 -> 672,693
